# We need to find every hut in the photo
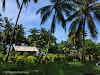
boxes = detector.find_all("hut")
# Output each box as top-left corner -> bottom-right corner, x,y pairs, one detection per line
14,46 -> 39,56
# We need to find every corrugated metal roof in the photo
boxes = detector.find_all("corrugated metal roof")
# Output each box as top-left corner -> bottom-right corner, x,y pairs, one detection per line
14,46 -> 38,52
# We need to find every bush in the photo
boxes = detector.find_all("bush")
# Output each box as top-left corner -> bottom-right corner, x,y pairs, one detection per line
0,53 -> 5,64
54,54 -> 66,63
23,52 -> 29,57
16,56 -> 25,64
47,55 -> 55,63
16,52 -> 21,56
66,55 -> 74,62
7,56 -> 16,64
25,56 -> 36,64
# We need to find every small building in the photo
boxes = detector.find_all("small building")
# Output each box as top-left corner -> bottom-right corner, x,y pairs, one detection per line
14,46 -> 39,56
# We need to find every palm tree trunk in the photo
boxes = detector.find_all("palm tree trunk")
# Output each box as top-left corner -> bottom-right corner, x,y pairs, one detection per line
13,0 -> 24,56
15,0 -> 24,26
82,17 -> 86,63
89,54 -> 91,62
14,0 -> 24,43
5,44 -> 12,63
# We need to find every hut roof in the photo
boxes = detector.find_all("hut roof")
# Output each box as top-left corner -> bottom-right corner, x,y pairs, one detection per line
14,46 -> 38,52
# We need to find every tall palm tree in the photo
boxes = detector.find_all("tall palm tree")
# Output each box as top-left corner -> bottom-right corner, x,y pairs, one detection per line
2,17 -> 14,63
1,0 -> 38,63
36,0 -> 74,33
66,0 -> 100,63
1,0 -> 38,44
1,17 -> 25,62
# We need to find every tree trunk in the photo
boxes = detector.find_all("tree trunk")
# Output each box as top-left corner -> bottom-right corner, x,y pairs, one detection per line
12,0 -> 24,57
95,53 -> 99,61
89,54 -> 91,62
5,44 -> 12,63
15,0 -> 24,26
82,17 -> 86,63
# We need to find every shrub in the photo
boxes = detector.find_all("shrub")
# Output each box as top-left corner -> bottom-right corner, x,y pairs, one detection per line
46,54 -> 56,63
0,53 -> 5,64
47,55 -> 55,63
25,56 -> 36,64
16,56 -> 25,64
16,52 -> 21,56
7,56 -> 16,64
23,52 -> 29,57
66,55 -> 74,62
54,55 -> 66,63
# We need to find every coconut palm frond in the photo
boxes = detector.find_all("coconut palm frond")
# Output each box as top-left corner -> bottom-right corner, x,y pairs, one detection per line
34,0 -> 38,3
36,5 -> 52,15
76,17 -> 84,36
55,7 -> 66,30
16,0 -> 20,8
65,10 -> 81,22
87,12 -> 97,38
51,15 -> 56,33
2,0 -> 6,11
69,16 -> 81,35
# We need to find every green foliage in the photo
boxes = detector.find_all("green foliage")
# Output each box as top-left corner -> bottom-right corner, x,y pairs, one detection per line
27,28 -> 56,51
23,52 -> 29,57
85,39 -> 96,54
16,56 -> 25,64
0,45 -> 7,55
25,56 -> 36,64
0,54 -> 4,64
0,62 -> 100,75
16,52 -> 21,56
66,55 -> 74,62
95,43 -> 100,54
58,41 -> 66,50
42,48 -> 48,53
48,45 -> 58,53
7,56 -> 16,64
47,54 -> 56,63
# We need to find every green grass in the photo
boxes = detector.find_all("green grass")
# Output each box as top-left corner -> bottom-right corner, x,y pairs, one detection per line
0,62 -> 100,75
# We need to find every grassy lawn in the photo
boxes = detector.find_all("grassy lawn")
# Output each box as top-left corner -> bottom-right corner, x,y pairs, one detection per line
0,62 -> 100,75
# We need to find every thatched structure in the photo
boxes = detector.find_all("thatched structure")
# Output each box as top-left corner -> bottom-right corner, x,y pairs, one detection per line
14,46 -> 39,56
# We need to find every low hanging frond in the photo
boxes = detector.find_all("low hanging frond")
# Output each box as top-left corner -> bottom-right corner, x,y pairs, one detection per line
65,10 -> 81,22
69,16 -> 81,35
87,12 -> 97,38
55,7 -> 66,30
34,0 -> 38,3
16,0 -> 20,8
51,15 -> 56,33
2,0 -> 6,11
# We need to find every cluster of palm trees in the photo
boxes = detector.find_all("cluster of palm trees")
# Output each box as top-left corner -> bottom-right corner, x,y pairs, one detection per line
0,17 -> 25,62
37,0 -> 100,63
27,28 -> 56,49
0,16 -> 56,62
1,0 -> 100,63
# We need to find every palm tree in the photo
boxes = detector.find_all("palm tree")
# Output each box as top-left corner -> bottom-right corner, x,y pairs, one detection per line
14,24 -> 25,45
66,0 -> 100,63
1,17 -> 25,62
28,28 -> 39,46
1,0 -> 38,43
2,17 -> 14,63
36,0 -> 74,33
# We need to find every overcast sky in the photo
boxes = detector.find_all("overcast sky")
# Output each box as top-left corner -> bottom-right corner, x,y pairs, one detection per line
0,0 -> 100,43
